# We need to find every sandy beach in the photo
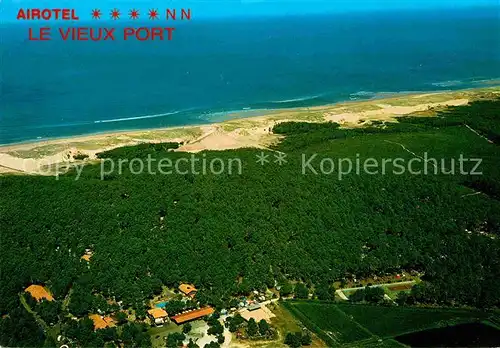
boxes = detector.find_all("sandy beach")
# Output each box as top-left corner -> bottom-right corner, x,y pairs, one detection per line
1,86 -> 498,175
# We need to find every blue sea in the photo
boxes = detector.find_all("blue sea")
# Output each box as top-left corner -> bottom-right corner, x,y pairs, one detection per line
1,7 -> 499,145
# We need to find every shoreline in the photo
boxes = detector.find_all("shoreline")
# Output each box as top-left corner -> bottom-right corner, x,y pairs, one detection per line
2,83 -> 500,149
0,123 -> 208,150
1,85 -> 499,174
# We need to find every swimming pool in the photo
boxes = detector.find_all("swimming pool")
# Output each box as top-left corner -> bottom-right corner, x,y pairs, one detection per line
155,301 -> 168,308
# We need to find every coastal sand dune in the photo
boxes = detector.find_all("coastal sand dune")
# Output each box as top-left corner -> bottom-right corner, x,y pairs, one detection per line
324,99 -> 469,125
179,125 -> 273,152
1,87 -> 498,175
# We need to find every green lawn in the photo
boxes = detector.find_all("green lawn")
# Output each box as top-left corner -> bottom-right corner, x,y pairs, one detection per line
285,301 -> 493,347
287,302 -> 373,345
149,322 -> 182,348
337,304 -> 491,338
342,337 -> 408,348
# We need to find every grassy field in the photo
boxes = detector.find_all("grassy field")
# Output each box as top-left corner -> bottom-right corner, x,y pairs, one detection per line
149,322 -> 183,348
266,302 -> 326,348
338,304 -> 491,338
283,302 -> 372,346
284,301 -> 495,347
269,302 -> 303,334
294,303 -> 372,344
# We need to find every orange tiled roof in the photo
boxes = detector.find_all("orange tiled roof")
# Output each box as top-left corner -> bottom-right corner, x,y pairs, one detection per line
89,314 -> 115,330
103,316 -> 116,327
171,307 -> 214,324
147,308 -> 168,319
25,285 -> 54,302
178,283 -> 197,295
81,254 -> 92,261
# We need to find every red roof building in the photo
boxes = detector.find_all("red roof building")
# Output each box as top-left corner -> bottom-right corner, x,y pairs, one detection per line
171,307 -> 214,324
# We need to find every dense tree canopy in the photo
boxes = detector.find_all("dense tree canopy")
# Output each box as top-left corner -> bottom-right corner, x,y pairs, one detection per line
294,283 -> 309,299
0,307 -> 46,347
1,99 -> 500,346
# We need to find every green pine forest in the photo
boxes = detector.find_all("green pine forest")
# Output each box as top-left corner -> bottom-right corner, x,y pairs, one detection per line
1,98 -> 499,346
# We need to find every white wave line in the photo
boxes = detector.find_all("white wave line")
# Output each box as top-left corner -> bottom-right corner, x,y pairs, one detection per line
94,111 -> 179,124
273,94 -> 324,103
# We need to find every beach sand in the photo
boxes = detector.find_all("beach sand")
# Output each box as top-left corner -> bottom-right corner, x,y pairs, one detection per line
1,86 -> 498,175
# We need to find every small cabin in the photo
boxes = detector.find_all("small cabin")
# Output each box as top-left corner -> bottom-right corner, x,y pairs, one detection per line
178,283 -> 197,298
147,308 -> 169,326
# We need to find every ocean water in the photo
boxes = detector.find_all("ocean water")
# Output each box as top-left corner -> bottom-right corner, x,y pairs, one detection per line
1,7 -> 499,145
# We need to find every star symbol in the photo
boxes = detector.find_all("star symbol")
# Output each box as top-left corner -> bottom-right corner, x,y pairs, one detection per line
274,152 -> 287,165
148,8 -> 159,20
91,9 -> 101,19
110,8 -> 120,20
256,152 -> 270,166
129,8 -> 140,20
